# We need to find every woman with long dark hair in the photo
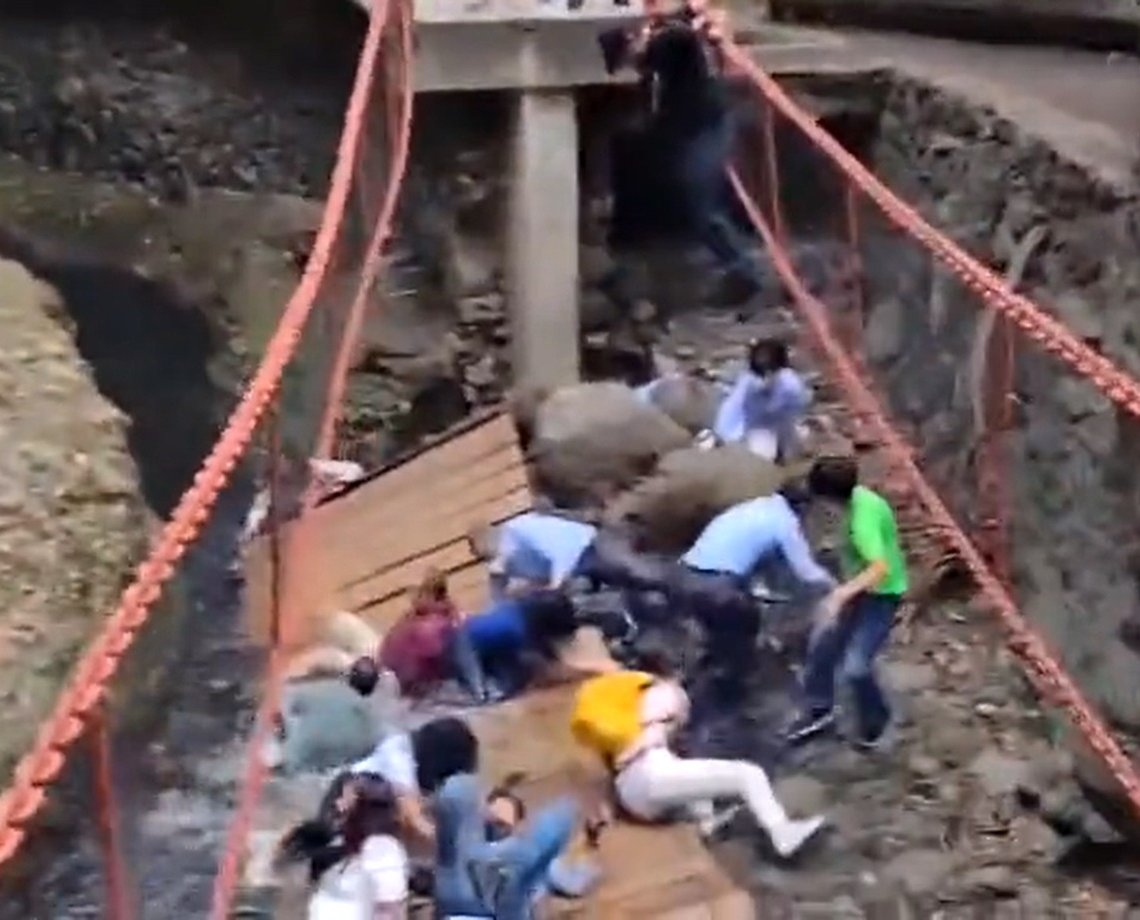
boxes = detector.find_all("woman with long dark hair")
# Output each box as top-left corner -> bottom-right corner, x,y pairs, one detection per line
278,773 -> 410,919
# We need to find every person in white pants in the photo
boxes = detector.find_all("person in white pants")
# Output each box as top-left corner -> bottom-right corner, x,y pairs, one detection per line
612,655 -> 825,858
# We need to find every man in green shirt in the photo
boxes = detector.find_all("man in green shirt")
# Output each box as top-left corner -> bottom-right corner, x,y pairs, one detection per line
786,455 -> 908,749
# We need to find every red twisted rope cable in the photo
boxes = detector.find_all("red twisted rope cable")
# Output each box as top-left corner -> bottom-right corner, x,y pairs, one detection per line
208,2 -> 415,911
729,157 -> 1140,818
0,0 -> 398,869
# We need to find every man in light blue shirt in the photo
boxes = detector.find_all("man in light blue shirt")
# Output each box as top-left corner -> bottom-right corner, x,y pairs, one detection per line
713,338 -> 811,460
471,511 -> 599,600
676,490 -> 834,702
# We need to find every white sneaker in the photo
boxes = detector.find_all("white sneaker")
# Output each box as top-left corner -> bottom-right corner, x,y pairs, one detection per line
770,815 -> 826,858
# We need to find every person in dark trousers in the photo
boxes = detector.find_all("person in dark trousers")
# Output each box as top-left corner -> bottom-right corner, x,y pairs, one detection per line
673,486 -> 834,707
785,455 -> 909,749
599,0 -> 766,307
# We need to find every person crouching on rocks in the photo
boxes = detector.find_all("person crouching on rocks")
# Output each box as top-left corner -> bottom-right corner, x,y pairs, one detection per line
570,643 -> 826,859
712,337 -> 812,462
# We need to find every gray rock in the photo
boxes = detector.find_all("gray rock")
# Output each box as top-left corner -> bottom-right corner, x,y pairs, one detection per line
880,848 -> 956,896
959,865 -> 1018,898
530,382 -> 690,507
968,747 -> 1032,797
773,774 -> 829,816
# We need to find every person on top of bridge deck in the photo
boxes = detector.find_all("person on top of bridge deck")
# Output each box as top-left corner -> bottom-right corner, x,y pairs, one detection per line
571,644 -> 826,858
450,588 -> 602,703
599,0 -> 766,307
785,455 -> 909,749
713,337 -> 812,461
278,772 -> 411,920
674,482 -> 835,705
272,655 -> 402,775
379,568 -> 483,701
339,716 -> 481,847
471,509 -> 678,620
433,769 -> 586,919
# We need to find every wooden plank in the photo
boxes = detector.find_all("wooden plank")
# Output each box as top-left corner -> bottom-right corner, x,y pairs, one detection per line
244,414 -> 527,644
248,413 -> 751,917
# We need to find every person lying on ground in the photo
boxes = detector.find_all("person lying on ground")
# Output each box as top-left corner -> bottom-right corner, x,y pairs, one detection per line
570,644 -> 826,859
452,589 -> 610,703
713,337 -> 812,462
277,772 -> 410,920
485,779 -> 603,902
433,770 -> 585,919
271,655 -> 401,775
673,484 -> 835,703
379,568 -> 464,699
785,455 -> 909,749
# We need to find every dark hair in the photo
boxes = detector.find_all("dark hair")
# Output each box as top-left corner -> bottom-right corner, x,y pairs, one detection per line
347,656 -> 380,697
412,717 -> 479,794
748,338 -> 789,376
631,634 -> 680,678
277,773 -> 399,882
808,455 -> 860,501
524,590 -> 579,658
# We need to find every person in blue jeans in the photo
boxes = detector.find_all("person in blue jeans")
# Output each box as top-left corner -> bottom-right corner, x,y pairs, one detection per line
433,772 -> 581,919
451,590 -> 581,703
786,455 -> 909,749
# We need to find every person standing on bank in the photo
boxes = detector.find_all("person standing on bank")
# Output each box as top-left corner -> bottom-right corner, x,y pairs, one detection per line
785,455 -> 909,749
599,0 -> 767,306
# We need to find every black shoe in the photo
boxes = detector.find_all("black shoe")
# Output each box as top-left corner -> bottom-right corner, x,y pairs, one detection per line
784,709 -> 836,745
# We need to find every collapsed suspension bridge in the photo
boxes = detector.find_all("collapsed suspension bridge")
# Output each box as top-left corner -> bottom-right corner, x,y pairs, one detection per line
1,0 -> 1139,915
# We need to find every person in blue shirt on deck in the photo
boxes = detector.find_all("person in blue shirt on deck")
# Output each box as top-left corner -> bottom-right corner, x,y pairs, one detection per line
674,488 -> 834,702
713,337 -> 811,461
471,512 -> 599,601
451,590 -> 582,703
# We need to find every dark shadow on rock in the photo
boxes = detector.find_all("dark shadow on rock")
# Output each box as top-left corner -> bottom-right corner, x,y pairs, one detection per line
0,229 -> 229,517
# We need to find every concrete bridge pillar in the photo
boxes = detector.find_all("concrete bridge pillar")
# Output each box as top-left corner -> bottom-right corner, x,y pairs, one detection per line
507,89 -> 580,389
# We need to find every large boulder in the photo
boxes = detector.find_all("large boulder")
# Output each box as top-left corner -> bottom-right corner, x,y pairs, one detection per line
643,373 -> 725,434
529,382 -> 691,507
604,444 -> 794,554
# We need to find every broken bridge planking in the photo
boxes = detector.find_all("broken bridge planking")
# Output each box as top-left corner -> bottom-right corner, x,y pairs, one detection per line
243,411 -> 753,917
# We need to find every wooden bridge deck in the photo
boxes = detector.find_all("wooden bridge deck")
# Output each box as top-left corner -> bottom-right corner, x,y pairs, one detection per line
244,412 -> 753,918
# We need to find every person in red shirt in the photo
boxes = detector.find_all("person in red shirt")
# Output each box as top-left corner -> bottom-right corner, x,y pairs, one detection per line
379,569 -> 462,698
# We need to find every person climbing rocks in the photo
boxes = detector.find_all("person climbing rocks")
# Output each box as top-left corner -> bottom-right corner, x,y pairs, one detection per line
785,455 -> 909,749
468,512 -> 599,600
277,772 -> 410,920
569,644 -> 826,858
713,337 -> 812,461
674,485 -> 835,703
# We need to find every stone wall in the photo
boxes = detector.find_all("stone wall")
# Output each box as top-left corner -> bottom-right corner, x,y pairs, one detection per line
859,76 -> 1140,728
0,11 -> 352,201
0,259 -> 147,782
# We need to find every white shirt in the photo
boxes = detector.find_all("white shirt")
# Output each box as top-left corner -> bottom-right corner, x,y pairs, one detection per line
307,835 -> 408,920
351,732 -> 418,794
